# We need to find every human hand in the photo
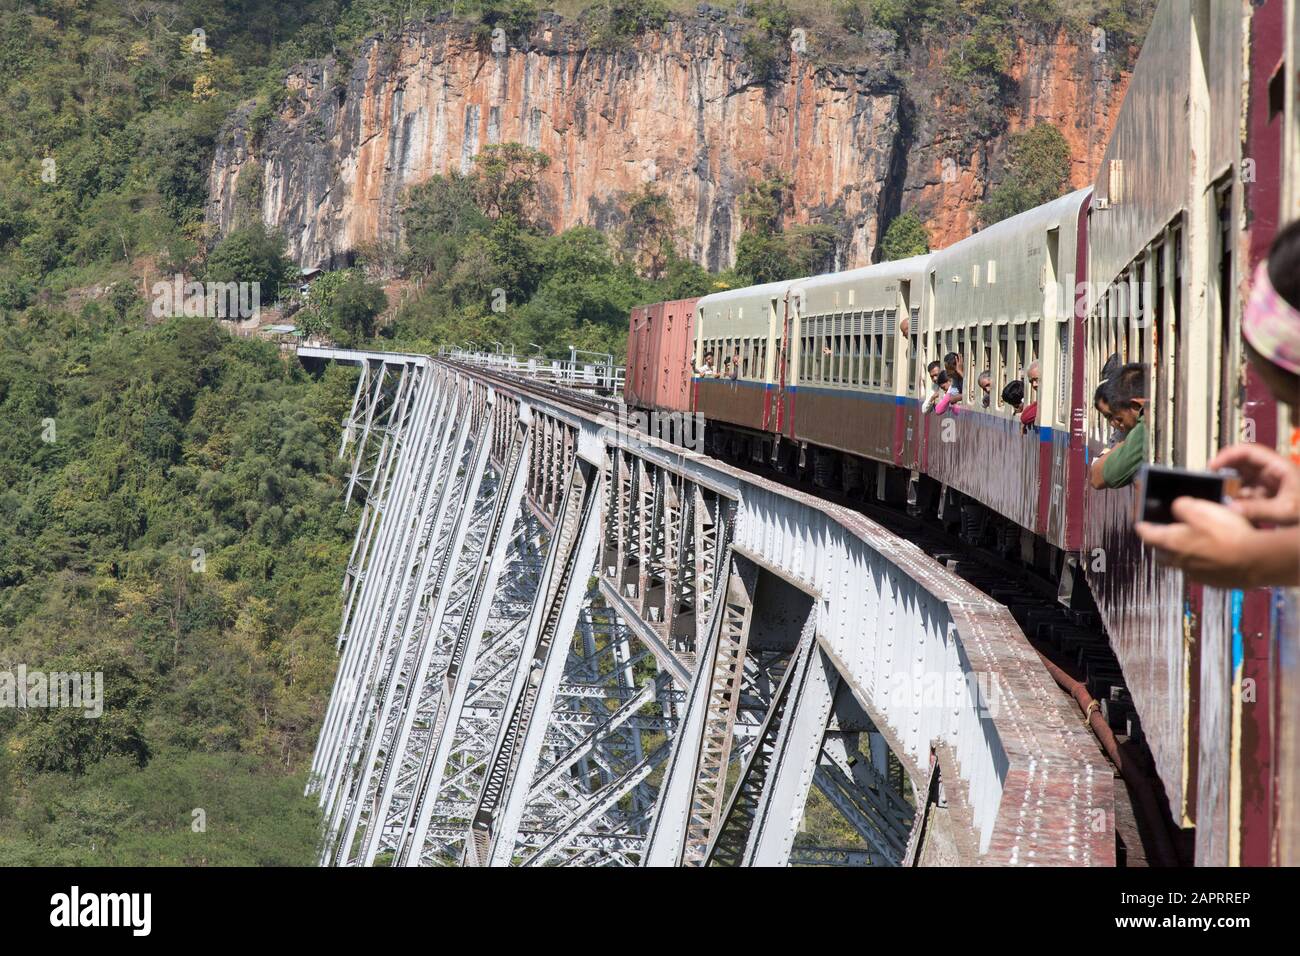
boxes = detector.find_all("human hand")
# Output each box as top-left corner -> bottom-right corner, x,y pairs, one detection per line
1135,497 -> 1265,588
1209,442 -> 1300,526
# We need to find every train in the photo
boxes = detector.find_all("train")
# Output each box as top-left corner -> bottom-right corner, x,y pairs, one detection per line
624,0 -> 1299,865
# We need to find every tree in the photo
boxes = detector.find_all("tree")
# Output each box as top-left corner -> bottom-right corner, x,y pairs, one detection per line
879,211 -> 930,260
733,174 -> 836,283
620,184 -> 675,279
205,222 -> 295,299
978,123 -> 1072,227
471,143 -> 551,224
330,272 -> 388,340
108,280 -> 140,320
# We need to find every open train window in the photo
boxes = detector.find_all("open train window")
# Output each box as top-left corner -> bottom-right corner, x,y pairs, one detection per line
997,324 -> 1010,403
979,324 -> 992,407
872,310 -> 885,389
883,309 -> 896,391
839,315 -> 849,385
1014,323 -> 1027,383
1134,262 -> 1147,369
908,308 -> 920,394
1214,183 -> 1235,453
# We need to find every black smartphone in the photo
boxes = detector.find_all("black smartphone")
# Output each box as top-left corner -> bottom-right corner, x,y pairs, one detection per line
1138,464 -> 1241,524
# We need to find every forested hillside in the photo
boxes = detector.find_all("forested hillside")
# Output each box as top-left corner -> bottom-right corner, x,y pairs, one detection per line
0,0 -> 1150,864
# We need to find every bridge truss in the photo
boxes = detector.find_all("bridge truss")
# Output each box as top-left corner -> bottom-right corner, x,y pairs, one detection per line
305,348 -> 1114,866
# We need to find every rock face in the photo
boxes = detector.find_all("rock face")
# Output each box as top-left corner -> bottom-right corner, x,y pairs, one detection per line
206,15 -> 1129,271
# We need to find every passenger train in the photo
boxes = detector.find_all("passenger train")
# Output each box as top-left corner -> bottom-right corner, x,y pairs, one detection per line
624,0 -> 1299,865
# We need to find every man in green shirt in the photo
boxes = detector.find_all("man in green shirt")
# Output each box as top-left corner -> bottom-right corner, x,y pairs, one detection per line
1089,364 -> 1147,489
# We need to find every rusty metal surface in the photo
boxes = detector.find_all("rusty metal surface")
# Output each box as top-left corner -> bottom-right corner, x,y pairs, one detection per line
926,410 -> 1041,535
788,389 -> 895,462
626,297 -> 699,414
695,377 -> 769,432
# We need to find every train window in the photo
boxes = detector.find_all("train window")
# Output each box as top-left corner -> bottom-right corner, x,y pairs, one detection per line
1056,319 -> 1069,426
1214,184 -> 1234,452
1172,223 -> 1184,466
806,321 -> 816,382
1014,324 -> 1026,382
759,339 -> 768,381
822,333 -> 832,384
873,310 -> 885,389
1029,325 -> 1040,383
1101,291 -> 1113,364
857,318 -> 866,387
997,325 -> 1010,401
980,325 -> 992,405
883,309 -> 896,391
1119,275 -> 1131,361
859,313 -> 868,389
1134,263 -> 1147,369
844,320 -> 853,387
1152,239 -> 1169,463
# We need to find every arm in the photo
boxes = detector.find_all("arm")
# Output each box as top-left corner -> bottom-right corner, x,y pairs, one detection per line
1137,500 -> 1300,588
1089,448 -> 1112,490
1209,442 -> 1300,526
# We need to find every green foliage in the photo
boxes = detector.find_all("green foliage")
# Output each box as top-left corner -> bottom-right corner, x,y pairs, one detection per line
471,142 -> 552,223
732,173 -> 836,284
741,0 -> 796,84
734,225 -> 836,284
204,222 -> 296,299
583,0 -> 669,50
620,184 -> 676,279
879,211 -> 930,261
977,122 -> 1072,226
329,271 -> 389,341
0,309 -> 358,863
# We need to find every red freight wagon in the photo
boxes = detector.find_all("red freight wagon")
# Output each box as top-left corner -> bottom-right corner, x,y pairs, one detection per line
624,297 -> 698,415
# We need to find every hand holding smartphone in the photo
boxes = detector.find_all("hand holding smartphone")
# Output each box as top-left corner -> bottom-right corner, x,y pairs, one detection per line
1137,464 -> 1242,524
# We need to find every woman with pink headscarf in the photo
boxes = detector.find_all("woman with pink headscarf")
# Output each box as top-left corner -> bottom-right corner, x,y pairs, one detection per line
1136,220 -> 1300,587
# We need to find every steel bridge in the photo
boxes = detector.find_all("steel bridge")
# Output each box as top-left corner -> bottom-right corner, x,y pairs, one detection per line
303,346 -> 1112,867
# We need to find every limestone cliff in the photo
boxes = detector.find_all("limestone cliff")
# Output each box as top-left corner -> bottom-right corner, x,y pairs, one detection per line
206,13 -> 1129,271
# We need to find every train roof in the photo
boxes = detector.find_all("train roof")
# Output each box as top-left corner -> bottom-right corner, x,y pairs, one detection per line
696,277 -> 803,311
790,253 -> 933,294
930,188 -> 1092,267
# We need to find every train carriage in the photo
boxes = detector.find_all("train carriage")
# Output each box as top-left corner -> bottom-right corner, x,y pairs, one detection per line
785,256 -> 931,479
1078,0 -> 1291,865
626,0 -> 1298,865
692,280 -> 795,441
924,189 -> 1091,553
625,298 -> 699,417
